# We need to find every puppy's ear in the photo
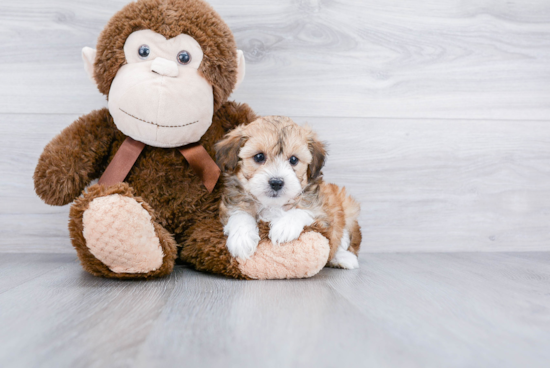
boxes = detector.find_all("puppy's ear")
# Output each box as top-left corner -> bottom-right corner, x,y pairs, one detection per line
306,129 -> 327,181
215,126 -> 248,172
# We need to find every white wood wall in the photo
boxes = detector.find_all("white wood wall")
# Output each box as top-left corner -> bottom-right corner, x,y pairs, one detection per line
1,0 -> 550,253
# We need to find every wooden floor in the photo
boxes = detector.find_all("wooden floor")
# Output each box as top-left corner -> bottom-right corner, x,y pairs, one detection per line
0,252 -> 549,368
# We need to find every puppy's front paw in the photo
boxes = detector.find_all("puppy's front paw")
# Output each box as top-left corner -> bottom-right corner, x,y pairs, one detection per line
224,212 -> 260,259
226,230 -> 260,259
269,209 -> 314,245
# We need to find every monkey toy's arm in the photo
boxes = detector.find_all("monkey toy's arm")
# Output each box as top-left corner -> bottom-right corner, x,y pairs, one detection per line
34,108 -> 116,206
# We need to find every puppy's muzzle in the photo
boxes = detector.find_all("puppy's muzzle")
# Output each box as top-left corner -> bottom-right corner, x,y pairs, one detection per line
268,178 -> 284,191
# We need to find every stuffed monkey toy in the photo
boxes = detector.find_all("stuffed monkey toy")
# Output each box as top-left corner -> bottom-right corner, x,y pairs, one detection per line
33,0 -> 331,279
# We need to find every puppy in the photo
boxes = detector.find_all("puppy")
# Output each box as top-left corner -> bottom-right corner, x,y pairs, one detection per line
215,116 -> 361,269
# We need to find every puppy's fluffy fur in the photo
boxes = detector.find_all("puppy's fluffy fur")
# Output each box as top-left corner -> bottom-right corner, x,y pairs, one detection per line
215,116 -> 361,269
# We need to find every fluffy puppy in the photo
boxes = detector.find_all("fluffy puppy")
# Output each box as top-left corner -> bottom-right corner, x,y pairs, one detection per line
215,116 -> 361,269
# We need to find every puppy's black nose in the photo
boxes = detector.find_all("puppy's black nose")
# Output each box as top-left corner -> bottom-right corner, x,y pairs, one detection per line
268,178 -> 284,191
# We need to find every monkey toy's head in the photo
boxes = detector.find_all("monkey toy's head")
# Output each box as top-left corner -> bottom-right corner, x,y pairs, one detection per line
82,0 -> 245,148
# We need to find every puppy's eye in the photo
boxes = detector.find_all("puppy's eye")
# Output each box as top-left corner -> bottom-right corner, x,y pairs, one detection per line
177,50 -> 191,65
138,45 -> 150,59
253,153 -> 265,164
289,156 -> 299,166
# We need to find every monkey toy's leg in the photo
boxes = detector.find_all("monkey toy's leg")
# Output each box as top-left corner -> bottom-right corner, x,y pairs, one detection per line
181,218 -> 331,280
68,182 -> 330,280
69,183 -> 177,279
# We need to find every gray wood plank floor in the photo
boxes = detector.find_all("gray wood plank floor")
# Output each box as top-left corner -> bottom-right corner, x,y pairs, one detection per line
0,252 -> 548,368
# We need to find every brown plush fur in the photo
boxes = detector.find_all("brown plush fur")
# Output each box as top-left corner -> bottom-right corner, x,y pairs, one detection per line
34,100 -> 257,278
216,116 -> 361,264
179,216 -> 250,279
34,0 -> 333,279
34,108 -> 115,206
94,0 -> 238,111
33,0 -> 266,279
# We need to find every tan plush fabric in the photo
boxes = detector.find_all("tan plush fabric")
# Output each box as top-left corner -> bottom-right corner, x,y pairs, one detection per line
237,232 -> 330,280
82,194 -> 164,273
68,182 -> 178,279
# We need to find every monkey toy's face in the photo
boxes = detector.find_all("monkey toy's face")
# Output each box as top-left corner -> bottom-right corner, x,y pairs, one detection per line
108,30 -> 213,148
83,27 -> 245,148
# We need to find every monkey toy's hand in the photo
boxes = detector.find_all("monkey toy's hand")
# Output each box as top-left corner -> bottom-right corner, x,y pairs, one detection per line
33,109 -> 115,206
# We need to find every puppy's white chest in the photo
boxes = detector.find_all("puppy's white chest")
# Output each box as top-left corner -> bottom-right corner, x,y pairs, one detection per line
258,206 -> 284,222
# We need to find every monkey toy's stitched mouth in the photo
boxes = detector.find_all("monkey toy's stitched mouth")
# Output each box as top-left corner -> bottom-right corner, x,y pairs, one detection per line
120,108 -> 199,128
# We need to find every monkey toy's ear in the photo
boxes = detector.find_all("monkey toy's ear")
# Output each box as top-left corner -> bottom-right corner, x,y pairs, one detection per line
81,47 -> 97,82
234,50 -> 246,90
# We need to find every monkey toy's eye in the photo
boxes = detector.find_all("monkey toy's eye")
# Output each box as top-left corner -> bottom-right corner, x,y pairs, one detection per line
177,50 -> 191,65
253,153 -> 265,164
138,45 -> 150,59
289,156 -> 299,166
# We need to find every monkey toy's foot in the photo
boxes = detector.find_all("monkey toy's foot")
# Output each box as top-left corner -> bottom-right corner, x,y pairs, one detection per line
69,183 -> 177,279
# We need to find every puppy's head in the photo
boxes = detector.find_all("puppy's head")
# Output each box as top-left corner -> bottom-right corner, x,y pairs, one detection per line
216,116 -> 326,207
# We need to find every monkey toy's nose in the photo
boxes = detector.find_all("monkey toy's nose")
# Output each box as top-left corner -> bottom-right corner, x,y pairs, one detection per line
151,57 -> 179,77
268,178 -> 285,191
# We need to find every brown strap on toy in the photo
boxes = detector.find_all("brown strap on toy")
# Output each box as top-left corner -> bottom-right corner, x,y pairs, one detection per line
98,137 -> 220,193
178,143 -> 221,193
98,137 -> 145,187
